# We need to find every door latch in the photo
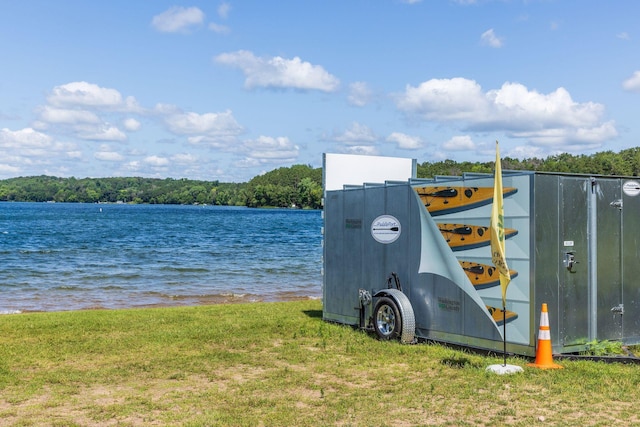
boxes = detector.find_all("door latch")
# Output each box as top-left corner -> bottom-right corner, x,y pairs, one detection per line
610,199 -> 623,210
611,304 -> 624,316
564,251 -> 578,273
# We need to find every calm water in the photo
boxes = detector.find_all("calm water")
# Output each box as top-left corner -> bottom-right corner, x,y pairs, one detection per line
0,203 -> 323,313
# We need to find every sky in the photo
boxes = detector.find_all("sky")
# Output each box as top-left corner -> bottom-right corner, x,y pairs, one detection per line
1,0 -> 639,183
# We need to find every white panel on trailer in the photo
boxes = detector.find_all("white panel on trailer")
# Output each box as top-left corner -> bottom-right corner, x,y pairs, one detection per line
323,153 -> 416,191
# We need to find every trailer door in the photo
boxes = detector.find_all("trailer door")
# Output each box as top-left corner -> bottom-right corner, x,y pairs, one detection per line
558,177 -> 591,347
622,179 -> 640,341
595,179 -> 623,341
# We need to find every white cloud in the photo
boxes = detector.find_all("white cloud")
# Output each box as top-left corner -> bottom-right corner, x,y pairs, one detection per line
234,157 -> 261,168
39,82 -> 142,143
78,125 -> 127,142
95,151 -> 124,162
122,96 -> 143,113
0,127 -> 53,148
481,29 -> 503,48
38,106 -> 100,124
386,132 -> 423,149
328,122 -> 377,145
487,83 -> 604,128
151,6 -> 204,33
171,153 -> 198,164
348,82 -> 373,107
67,150 -> 82,159
623,71 -> 640,92
0,127 -> 81,176
186,135 -> 238,148
442,135 -> 475,151
510,121 -> 617,147
343,145 -> 379,156
123,118 -> 141,131
209,3 -> 231,34
218,3 -> 231,19
215,50 -> 340,92
324,123 -> 381,156
397,78 -> 486,121
47,82 -> 132,109
0,163 -> 21,174
506,144 -> 545,159
144,155 -> 170,166
617,32 -> 631,40
395,78 -> 617,150
163,109 -> 244,138
243,136 -> 299,162
154,103 -> 180,115
124,161 -> 141,173
209,23 -> 230,34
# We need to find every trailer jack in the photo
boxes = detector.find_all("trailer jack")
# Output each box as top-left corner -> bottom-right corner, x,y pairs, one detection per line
357,289 -> 372,330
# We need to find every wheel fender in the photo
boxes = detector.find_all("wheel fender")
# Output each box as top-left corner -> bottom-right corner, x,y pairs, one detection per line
373,289 -> 415,344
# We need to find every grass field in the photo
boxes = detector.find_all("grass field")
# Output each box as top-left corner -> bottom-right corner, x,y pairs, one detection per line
0,300 -> 639,426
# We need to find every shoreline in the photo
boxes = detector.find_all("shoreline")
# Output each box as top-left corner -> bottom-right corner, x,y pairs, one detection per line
2,292 -> 323,315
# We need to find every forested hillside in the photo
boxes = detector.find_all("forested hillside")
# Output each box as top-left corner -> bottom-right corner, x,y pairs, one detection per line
244,164 -> 323,209
0,164 -> 323,209
2,148 -> 640,208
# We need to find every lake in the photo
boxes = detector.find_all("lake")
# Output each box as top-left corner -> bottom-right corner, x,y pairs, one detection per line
0,203 -> 323,313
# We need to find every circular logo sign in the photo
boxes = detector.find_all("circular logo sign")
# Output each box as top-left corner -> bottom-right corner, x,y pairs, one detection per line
623,180 -> 640,197
371,215 -> 401,244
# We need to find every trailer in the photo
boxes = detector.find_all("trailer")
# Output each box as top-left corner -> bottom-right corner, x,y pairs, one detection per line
322,153 -> 640,356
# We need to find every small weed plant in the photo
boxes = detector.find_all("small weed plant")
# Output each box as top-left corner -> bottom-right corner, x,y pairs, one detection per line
581,339 -> 624,356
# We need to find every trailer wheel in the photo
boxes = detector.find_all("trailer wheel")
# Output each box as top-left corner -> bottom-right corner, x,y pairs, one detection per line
373,297 -> 402,340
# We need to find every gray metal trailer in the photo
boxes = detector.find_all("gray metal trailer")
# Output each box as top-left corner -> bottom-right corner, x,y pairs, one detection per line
322,169 -> 640,356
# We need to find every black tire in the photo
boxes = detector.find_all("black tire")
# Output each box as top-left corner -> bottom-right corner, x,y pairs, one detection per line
373,297 -> 402,340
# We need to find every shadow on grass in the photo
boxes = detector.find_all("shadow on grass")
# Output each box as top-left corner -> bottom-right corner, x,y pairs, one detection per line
303,310 -> 323,319
441,356 -> 475,369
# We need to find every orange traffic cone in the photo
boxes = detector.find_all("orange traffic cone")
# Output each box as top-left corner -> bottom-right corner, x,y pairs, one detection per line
527,303 -> 563,369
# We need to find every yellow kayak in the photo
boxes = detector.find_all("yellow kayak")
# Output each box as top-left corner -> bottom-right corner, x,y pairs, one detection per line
414,186 -> 517,216
460,261 -> 518,290
438,223 -> 518,251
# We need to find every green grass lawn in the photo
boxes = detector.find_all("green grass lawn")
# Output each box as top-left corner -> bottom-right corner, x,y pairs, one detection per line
0,300 -> 639,426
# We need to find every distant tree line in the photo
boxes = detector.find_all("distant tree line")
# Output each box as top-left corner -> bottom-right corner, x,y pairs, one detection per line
2,148 -> 640,207
0,164 -> 323,209
417,147 -> 640,178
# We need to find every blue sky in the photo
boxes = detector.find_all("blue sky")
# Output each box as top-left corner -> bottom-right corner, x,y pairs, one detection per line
1,0 -> 639,182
